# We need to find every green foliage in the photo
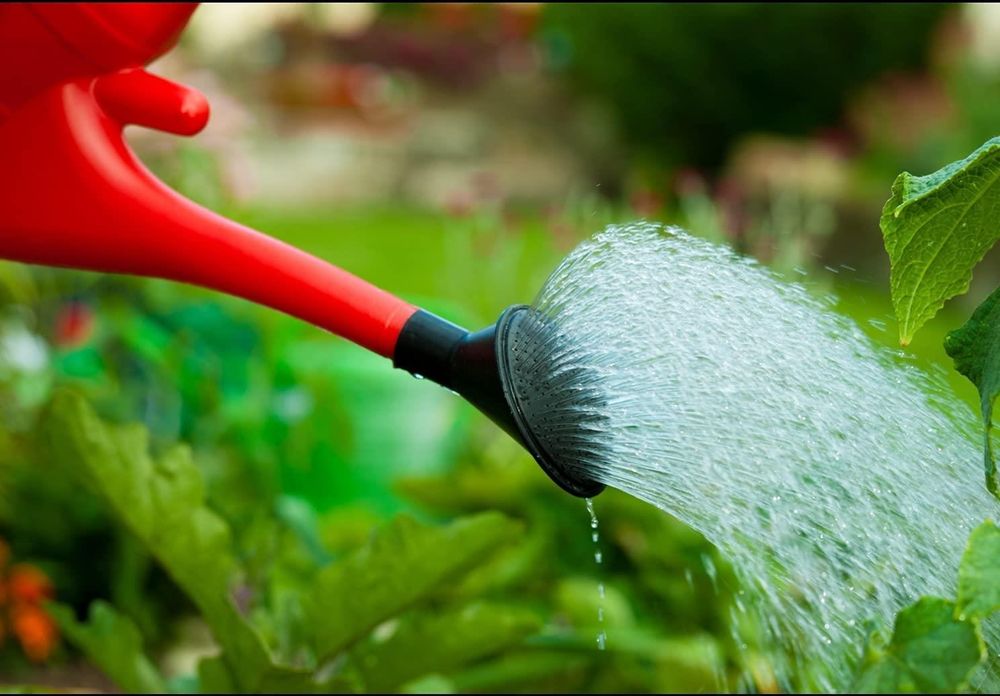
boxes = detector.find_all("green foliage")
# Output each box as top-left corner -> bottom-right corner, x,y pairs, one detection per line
945,285 -> 1000,496
41,390 -> 538,693
956,520 -> 1000,621
878,136 -> 1000,499
350,604 -> 540,692
854,521 -> 1000,693
854,598 -> 982,693
307,513 -> 522,659
881,136 -> 1000,346
47,601 -> 166,694
396,437 -> 762,693
44,391 -> 335,692
543,3 -> 949,170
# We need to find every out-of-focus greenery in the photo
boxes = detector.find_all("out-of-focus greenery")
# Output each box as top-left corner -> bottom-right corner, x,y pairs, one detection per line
43,390 -> 538,692
542,3 -> 950,171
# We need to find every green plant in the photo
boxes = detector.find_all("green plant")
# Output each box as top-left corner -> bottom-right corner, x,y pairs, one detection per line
854,521 -> 1000,693
880,136 -> 1000,495
38,391 -> 538,693
870,134 -> 1000,693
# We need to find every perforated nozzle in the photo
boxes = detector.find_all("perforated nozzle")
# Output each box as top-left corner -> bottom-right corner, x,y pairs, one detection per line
394,306 -> 605,498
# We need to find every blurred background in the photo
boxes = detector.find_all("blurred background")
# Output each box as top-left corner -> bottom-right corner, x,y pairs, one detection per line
1,2 -> 1000,692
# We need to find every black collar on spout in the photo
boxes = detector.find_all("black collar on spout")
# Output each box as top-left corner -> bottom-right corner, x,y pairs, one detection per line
393,307 -> 604,498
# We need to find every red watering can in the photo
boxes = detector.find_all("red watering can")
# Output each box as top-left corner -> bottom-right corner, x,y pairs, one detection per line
0,3 -> 602,497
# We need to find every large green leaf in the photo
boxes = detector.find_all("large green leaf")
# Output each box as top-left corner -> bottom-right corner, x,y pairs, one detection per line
957,520 -> 1000,620
880,136 -> 1000,345
48,601 -> 166,694
307,512 -> 522,660
854,597 -> 983,693
42,391 -> 338,692
944,288 -> 1000,497
349,603 -> 541,692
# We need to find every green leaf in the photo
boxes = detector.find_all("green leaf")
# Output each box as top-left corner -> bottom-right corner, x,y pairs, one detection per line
196,656 -> 238,694
448,650 -> 591,693
957,520 -> 1000,620
350,603 -> 541,692
944,287 -> 1000,497
48,601 -> 166,694
880,136 -> 1000,345
854,597 -> 983,693
42,391 -> 337,693
307,512 -> 522,660
399,674 -> 456,694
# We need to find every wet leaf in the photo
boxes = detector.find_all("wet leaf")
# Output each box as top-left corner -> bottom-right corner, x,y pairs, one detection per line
957,520 -> 1000,620
48,601 -> 166,694
881,136 -> 1000,345
854,597 -> 983,693
307,512 -> 522,660
944,288 -> 1000,497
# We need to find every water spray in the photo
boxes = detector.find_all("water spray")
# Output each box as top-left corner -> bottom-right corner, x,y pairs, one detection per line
0,2 -> 603,498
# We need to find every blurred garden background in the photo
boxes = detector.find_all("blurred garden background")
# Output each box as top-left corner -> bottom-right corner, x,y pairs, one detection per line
2,3 -> 1000,692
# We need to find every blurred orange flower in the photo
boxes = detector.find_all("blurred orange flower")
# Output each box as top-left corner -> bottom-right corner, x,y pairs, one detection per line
10,604 -> 58,662
0,538 -> 59,662
7,564 -> 55,604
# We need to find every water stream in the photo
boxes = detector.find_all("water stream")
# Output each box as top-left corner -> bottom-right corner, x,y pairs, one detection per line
511,223 -> 1000,690
585,497 -> 607,651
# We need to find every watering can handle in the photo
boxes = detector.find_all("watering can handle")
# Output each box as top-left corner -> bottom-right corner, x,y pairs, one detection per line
0,3 -> 418,358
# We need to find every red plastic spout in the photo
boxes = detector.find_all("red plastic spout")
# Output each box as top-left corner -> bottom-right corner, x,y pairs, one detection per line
0,4 -> 418,358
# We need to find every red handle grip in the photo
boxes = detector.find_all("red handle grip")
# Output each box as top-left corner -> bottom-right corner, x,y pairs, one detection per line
0,72 -> 417,358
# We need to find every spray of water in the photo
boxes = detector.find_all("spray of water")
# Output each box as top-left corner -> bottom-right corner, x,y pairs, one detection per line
509,222 -> 999,689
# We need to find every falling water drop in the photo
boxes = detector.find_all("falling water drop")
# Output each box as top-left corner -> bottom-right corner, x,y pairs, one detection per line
586,498 -> 607,651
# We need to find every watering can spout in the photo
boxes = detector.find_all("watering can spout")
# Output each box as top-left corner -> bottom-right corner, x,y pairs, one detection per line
395,307 -> 605,498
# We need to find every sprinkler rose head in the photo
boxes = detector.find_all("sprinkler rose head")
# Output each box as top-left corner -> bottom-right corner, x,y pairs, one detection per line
394,305 -> 605,498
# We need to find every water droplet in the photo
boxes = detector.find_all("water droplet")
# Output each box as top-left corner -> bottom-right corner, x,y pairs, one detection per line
587,500 -> 607,651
